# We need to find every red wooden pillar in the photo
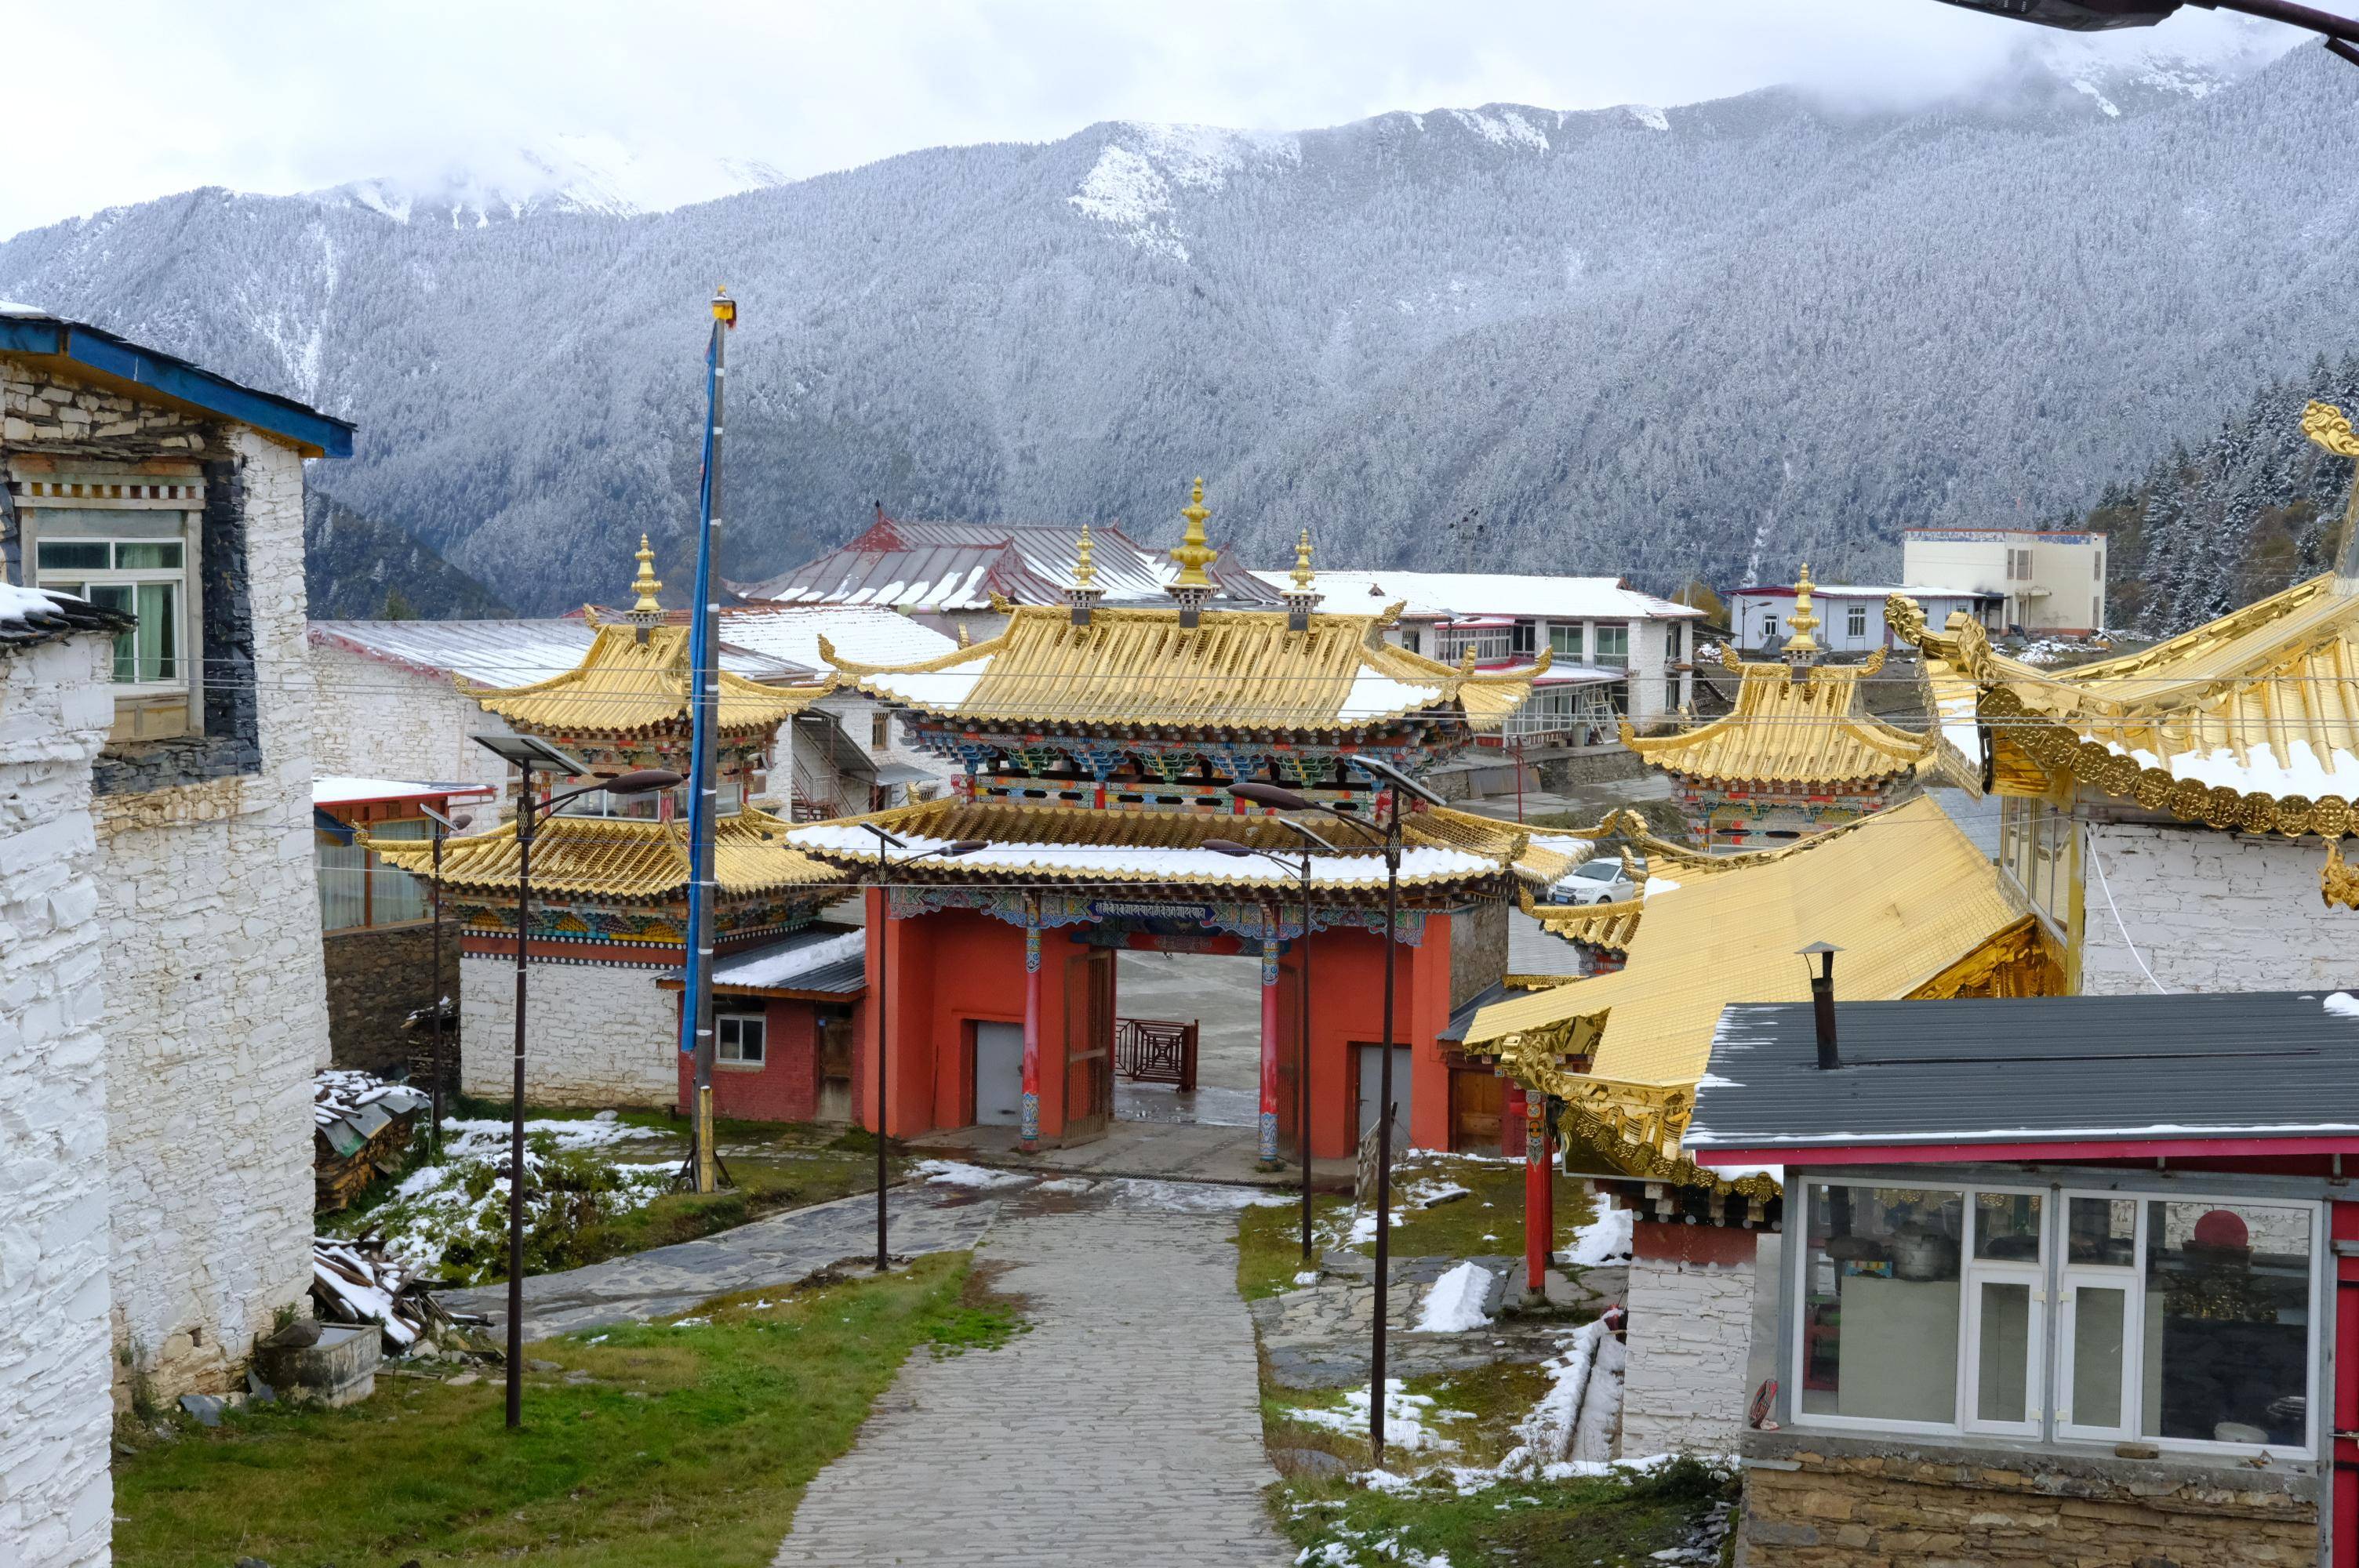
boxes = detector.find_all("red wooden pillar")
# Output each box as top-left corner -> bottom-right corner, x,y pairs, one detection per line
2333,1200 -> 2359,1566
1524,1094 -> 1553,1297
1257,934 -> 1281,1163
1502,1080 -> 1528,1160
1020,898 -> 1041,1150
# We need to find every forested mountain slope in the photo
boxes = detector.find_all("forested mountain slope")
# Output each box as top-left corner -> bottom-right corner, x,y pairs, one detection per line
4,45 -> 2353,614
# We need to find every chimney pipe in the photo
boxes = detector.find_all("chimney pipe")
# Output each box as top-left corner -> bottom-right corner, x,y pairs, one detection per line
1800,942 -> 1842,1070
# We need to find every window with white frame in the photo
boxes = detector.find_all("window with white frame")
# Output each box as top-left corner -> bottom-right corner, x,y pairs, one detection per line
315,818 -> 431,932
1998,795 -> 2073,930
1846,604 -> 1868,641
1593,623 -> 1630,669
718,1009 -> 766,1065
1793,1178 -> 2320,1452
1548,623 -> 1583,660
33,534 -> 190,689
1435,624 -> 1512,663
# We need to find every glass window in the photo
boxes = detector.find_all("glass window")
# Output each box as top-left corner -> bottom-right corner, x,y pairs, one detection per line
1594,625 -> 1630,669
35,539 -> 110,572
1847,604 -> 1868,639
718,1012 -> 766,1065
317,840 -> 369,932
2140,1201 -> 2312,1447
1511,619 -> 1536,655
1800,1185 -> 1965,1425
1401,629 -> 1421,655
31,528 -> 191,688
1548,624 -> 1583,659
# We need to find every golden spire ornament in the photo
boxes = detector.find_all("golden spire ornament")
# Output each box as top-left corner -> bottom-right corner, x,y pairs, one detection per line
1783,561 -> 1822,668
1165,477 -> 1220,627
1282,527 -> 1323,631
623,534 -> 666,640
1067,522 -> 1106,626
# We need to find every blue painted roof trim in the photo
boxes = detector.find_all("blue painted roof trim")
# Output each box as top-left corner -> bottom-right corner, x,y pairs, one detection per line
0,315 -> 354,458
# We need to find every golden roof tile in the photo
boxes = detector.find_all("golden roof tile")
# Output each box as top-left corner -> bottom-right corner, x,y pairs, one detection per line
1620,645 -> 1934,788
1518,889 -> 1644,953
816,603 -> 1548,734
457,619 -> 823,739
365,808 -> 838,902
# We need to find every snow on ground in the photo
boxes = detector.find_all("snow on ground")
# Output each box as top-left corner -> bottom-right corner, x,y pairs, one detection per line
1285,1380 -> 1472,1454
1412,1262 -> 1495,1334
911,1158 -> 1035,1189
1561,1202 -> 1633,1266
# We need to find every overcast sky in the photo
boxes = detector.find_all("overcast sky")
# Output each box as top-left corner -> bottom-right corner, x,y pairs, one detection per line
4,1 -> 2303,239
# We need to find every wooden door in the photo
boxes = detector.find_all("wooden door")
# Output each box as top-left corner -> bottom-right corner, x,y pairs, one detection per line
1450,1069 -> 1505,1154
816,1007 -> 856,1123
1063,947 -> 1114,1141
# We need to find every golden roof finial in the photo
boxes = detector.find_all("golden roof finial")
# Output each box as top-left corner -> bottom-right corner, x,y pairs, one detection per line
1169,477 -> 1219,590
1074,523 -> 1098,590
1289,528 -> 1316,592
630,535 -> 663,615
2304,402 -> 2359,591
1783,561 -> 1821,662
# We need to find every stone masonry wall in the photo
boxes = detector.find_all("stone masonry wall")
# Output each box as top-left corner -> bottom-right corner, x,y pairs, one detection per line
460,953 -> 680,1107
1736,1440 -> 2317,1567
323,923 -> 457,1078
307,637 -> 515,793
2081,821 -> 2346,994
0,632 -> 118,1568
96,426 -> 325,1403
1619,1224 -> 1756,1458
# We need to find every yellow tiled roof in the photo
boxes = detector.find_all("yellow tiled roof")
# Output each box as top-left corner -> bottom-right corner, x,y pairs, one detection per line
1621,647 -> 1933,788
457,620 -> 823,739
781,795 -> 1558,894
1890,578 -> 2359,838
818,603 -> 1547,733
1463,795 -> 2021,1086
365,808 -> 839,902
1520,891 -> 1644,953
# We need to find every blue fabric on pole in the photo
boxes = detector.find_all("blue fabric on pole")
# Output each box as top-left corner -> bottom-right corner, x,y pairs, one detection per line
679,321 -> 722,1054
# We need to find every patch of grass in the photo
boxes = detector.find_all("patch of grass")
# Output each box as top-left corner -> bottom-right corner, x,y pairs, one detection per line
1383,1155 -> 1594,1263
1236,1192 -> 1350,1299
1272,1457 -> 1735,1568
114,1253 -> 1012,1568
572,1149 -> 894,1266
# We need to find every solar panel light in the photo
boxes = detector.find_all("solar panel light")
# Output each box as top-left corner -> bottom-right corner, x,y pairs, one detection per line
1345,753 -> 1449,808
469,733 -> 592,775
419,803 -> 472,833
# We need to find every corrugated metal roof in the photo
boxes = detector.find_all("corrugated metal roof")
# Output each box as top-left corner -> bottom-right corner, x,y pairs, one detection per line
1463,796 -> 2023,1086
689,925 -> 870,995
1691,991 -> 2359,1150
820,603 -> 1546,734
738,515 -> 1280,608
705,604 -> 958,669
1623,649 -> 1934,789
1249,569 -> 1703,622
311,619 -> 802,686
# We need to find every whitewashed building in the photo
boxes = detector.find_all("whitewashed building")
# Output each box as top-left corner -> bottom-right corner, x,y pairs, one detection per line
1903,526 -> 2108,634
5,307 -> 351,1415
1726,582 -> 1997,655
0,586 -> 128,1568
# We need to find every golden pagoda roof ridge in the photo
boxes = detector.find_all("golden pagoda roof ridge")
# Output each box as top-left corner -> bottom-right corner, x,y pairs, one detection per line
363,805 -> 840,902
455,621 -> 828,738
1619,644 -> 1932,789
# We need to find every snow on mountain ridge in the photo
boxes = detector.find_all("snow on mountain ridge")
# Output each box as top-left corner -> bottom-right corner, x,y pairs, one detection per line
310,133 -> 790,226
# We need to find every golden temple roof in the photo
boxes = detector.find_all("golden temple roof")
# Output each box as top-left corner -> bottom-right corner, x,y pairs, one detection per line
1518,889 -> 1644,953
782,795 -> 1567,893
1620,645 -> 1934,789
365,808 -> 839,902
816,603 -> 1549,735
457,618 -> 823,739
1464,796 -> 2022,1083
1891,572 -> 2359,839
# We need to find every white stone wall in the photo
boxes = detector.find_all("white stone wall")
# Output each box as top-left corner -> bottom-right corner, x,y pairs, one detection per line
97,426 -> 325,1403
307,637 -> 516,792
2081,821 -> 2346,995
1618,1246 -> 1754,1457
0,632 -> 118,1568
460,954 -> 679,1107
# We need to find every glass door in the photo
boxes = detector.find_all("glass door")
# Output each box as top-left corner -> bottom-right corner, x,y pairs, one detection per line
1962,1190 -> 2046,1437
2056,1196 -> 2140,1441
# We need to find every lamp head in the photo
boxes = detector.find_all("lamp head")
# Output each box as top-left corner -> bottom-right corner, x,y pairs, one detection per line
1229,780 -> 1312,811
1201,837 -> 1255,858
940,839 -> 991,857
606,768 -> 684,794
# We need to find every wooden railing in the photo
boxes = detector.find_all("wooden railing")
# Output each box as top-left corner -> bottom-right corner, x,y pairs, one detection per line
1114,1018 -> 1198,1091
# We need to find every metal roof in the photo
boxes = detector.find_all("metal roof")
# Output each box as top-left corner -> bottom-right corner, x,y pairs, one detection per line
685,925 -> 870,996
0,307 -> 354,458
1690,991 -> 2359,1152
311,619 -> 805,686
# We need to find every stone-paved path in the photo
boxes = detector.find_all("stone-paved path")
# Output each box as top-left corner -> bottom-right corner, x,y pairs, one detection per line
773,1192 -> 1289,1567
441,1183 -> 1001,1339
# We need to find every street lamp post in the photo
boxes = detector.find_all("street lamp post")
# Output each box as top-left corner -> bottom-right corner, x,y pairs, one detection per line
1929,0 -> 2359,67
470,732 -> 681,1431
417,802 -> 474,1163
1205,815 -> 1339,1268
858,824 -> 989,1272
1223,756 -> 1446,1467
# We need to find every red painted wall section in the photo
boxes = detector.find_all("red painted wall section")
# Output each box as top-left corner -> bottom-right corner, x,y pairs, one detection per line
672,994 -> 845,1123
2332,1200 -> 2359,1568
1633,1218 -> 1760,1269
1285,915 -> 1456,1162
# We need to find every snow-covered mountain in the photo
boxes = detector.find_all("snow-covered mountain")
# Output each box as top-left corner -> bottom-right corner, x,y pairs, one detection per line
2,34 -> 2348,615
308,133 -> 791,225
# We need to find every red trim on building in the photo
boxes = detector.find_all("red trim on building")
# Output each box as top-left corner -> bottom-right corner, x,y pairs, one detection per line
1695,1134 -> 2359,1167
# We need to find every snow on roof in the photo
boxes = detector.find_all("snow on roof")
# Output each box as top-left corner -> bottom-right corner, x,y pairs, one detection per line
710,927 -> 869,991
717,604 -> 958,670
310,618 -> 801,686
1250,569 -> 1703,621
0,299 -> 45,317
313,775 -> 497,808
1,580 -> 134,652
1731,583 -> 1999,600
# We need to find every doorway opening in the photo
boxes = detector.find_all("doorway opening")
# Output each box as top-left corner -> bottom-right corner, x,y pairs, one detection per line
1112,946 -> 1267,1131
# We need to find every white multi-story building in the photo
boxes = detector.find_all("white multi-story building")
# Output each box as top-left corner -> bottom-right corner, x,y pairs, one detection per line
1726,583 -> 1998,655
1903,527 -> 2108,635
5,307 -> 351,1453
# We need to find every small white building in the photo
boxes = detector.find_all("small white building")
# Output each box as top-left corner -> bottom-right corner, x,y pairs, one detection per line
1254,569 -> 1707,737
1903,527 -> 2108,634
1726,583 -> 1998,655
